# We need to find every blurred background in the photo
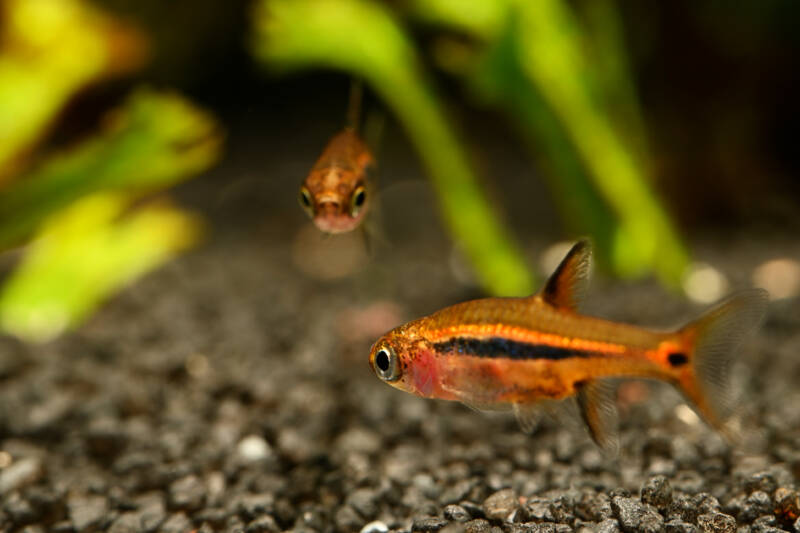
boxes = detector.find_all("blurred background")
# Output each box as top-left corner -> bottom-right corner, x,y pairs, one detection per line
1,0 -> 799,343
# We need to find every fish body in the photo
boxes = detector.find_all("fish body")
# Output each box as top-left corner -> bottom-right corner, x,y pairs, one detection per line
369,240 -> 768,451
299,128 -> 373,234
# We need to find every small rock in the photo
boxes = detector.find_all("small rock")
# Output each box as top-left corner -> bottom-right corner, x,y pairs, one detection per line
3,493 -> 38,526
0,457 -> 43,494
523,498 -> 554,523
68,495 -> 107,532
360,520 -> 389,533
108,513 -> 139,533
774,488 -> 800,523
483,489 -> 518,522
641,476 -> 673,512
464,519 -> 492,533
597,519 -> 621,533
137,496 -> 166,532
347,488 -> 379,520
697,512 -> 736,533
611,496 -> 664,533
739,491 -> 772,523
743,472 -> 778,495
195,507 -> 228,527
444,504 -> 471,523
160,513 -> 193,533
236,493 -> 275,520
412,516 -> 449,532
237,435 -> 272,463
665,519 -> 697,533
168,475 -> 206,511
441,480 -> 478,505
793,516 -> 800,533
335,505 -> 363,532
460,501 -> 484,519
245,515 -> 280,533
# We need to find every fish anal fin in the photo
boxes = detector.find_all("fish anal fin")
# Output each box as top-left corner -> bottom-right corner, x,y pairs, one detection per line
539,239 -> 592,311
461,399 -> 511,413
513,403 -> 542,434
576,379 -> 620,456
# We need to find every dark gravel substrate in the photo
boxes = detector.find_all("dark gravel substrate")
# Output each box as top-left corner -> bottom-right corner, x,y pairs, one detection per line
0,218 -> 798,533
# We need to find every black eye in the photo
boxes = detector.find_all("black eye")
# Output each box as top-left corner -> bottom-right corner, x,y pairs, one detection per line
374,345 -> 400,382
350,186 -> 366,217
299,187 -> 314,214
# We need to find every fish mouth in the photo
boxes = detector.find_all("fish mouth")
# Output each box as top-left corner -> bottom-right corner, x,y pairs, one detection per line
313,213 -> 362,234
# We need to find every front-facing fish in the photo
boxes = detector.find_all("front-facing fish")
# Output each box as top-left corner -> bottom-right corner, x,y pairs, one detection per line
369,240 -> 768,452
299,81 -> 374,234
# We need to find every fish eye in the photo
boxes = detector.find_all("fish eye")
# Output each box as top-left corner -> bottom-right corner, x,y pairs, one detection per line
374,344 -> 400,382
350,186 -> 366,217
299,187 -> 314,215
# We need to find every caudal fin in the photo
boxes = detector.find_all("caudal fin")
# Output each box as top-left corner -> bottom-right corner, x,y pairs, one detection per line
676,289 -> 769,432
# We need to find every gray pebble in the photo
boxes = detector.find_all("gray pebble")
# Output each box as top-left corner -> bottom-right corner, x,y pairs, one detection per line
68,495 -> 107,532
664,519 -> 697,533
168,474 -> 206,511
739,491 -> 772,523
641,476 -> 673,512
235,493 -> 275,521
347,488 -> 379,519
360,520 -> 390,533
611,496 -> 664,533
335,505 -> 363,532
460,501 -> 484,519
108,512 -> 139,533
597,518 -> 621,533
0,457 -> 43,494
743,472 -> 778,495
245,515 -> 280,533
160,513 -> 193,533
697,512 -> 736,533
3,492 -> 38,526
442,480 -> 478,505
464,519 -> 492,533
444,504 -> 471,523
522,498 -> 554,523
412,516 -> 449,532
483,489 -> 518,522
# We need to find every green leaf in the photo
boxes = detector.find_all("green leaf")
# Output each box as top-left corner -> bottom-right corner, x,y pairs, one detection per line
0,193 -> 202,343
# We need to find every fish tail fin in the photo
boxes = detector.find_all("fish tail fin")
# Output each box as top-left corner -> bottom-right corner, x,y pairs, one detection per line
674,289 -> 768,432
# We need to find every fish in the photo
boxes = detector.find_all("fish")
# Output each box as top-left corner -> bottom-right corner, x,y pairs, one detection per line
368,240 -> 768,452
299,81 -> 374,234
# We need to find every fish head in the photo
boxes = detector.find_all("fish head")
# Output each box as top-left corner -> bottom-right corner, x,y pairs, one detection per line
299,169 -> 368,234
369,323 -> 439,398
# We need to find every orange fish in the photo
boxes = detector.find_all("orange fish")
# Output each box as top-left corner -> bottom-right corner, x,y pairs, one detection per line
369,240 -> 768,451
299,82 -> 374,234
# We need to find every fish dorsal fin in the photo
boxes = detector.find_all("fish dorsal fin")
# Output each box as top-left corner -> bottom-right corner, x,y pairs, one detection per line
576,379 -> 620,456
538,239 -> 592,312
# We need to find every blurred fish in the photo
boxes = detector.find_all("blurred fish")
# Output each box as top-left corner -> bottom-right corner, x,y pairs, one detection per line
299,81 -> 374,234
369,240 -> 768,452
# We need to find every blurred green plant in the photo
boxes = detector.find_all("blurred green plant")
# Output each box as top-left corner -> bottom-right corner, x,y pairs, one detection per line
0,0 -> 147,183
0,0 -> 222,342
254,0 -> 690,289
0,89 -> 222,249
252,0 -> 535,296
0,193 -> 202,342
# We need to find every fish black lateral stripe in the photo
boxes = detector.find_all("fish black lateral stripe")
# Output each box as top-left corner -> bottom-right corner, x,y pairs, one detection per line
432,336 -> 599,361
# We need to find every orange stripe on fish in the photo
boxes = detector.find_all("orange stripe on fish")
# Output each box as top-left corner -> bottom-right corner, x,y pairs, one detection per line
369,240 -> 768,453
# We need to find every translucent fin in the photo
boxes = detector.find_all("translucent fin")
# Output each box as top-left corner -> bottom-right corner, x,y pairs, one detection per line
460,399 -> 511,413
513,403 -> 542,434
538,239 -> 592,311
676,289 -> 768,432
576,380 -> 620,455
346,78 -> 364,131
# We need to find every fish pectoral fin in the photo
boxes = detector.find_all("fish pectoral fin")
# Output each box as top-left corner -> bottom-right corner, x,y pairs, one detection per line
537,239 -> 592,312
513,403 -> 542,434
576,379 -> 620,456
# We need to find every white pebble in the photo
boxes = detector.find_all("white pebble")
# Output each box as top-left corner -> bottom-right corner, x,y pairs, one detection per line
236,434 -> 271,462
682,262 -> 728,304
753,258 -> 800,300
360,521 -> 389,533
